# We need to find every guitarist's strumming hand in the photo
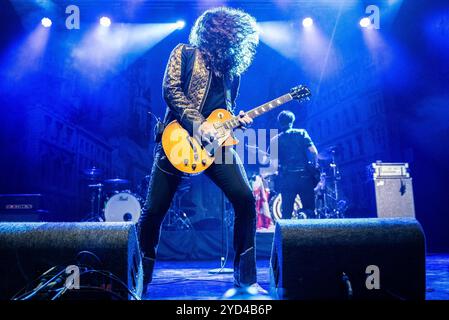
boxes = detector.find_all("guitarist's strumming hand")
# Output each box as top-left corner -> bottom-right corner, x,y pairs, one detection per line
198,121 -> 218,142
238,111 -> 253,129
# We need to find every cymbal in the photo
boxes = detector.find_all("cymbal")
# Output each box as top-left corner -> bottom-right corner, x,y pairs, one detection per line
104,178 -> 130,185
326,145 -> 339,151
83,167 -> 103,178
318,146 -> 340,160
88,183 -> 104,188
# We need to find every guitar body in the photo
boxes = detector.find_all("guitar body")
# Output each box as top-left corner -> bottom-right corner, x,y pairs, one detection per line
161,108 -> 238,174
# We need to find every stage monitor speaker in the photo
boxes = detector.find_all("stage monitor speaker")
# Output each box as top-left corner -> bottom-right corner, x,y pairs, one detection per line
0,222 -> 142,300
270,218 -> 426,300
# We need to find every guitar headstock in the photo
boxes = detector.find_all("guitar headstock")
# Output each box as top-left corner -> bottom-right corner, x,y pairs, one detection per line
290,85 -> 312,101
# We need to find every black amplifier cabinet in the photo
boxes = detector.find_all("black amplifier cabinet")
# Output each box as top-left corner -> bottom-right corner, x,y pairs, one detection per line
0,222 -> 143,300
0,194 -> 45,221
270,218 -> 425,300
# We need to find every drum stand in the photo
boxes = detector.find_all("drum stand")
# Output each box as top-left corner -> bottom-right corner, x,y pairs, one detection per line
329,151 -> 346,218
165,210 -> 192,230
163,188 -> 193,230
86,183 -> 104,222
316,151 -> 346,219
82,167 -> 104,222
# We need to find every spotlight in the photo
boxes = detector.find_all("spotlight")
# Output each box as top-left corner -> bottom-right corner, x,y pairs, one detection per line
302,17 -> 313,28
359,17 -> 371,28
100,16 -> 111,27
175,20 -> 185,30
41,17 -> 52,28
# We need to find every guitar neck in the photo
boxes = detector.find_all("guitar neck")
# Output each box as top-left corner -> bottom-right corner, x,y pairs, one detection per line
223,93 -> 293,130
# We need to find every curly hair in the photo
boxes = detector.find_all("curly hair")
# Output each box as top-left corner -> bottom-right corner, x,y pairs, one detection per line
189,7 -> 259,77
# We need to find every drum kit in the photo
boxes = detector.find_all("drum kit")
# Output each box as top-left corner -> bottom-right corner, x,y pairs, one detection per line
137,175 -> 195,230
314,146 -> 348,219
161,182 -> 194,230
83,167 -> 194,228
83,167 -> 143,223
81,144 -> 348,224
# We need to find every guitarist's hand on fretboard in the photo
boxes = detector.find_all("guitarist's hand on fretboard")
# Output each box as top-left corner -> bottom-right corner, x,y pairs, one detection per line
238,111 -> 253,129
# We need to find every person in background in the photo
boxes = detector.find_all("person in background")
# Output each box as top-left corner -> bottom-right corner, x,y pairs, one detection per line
270,110 -> 319,219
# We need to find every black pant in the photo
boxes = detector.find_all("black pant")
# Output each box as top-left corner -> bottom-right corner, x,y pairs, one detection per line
278,171 -> 316,219
139,144 -> 257,286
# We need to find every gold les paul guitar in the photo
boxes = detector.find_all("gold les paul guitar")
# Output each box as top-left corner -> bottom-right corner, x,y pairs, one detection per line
161,85 -> 312,174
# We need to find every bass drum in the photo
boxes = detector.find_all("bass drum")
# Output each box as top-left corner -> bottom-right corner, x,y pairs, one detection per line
104,192 -> 141,223
270,193 -> 307,221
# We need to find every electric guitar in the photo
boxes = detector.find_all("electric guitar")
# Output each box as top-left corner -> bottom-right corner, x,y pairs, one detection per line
161,85 -> 312,174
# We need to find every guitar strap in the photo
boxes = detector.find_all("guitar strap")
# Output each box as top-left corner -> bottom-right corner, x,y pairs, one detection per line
223,75 -> 233,112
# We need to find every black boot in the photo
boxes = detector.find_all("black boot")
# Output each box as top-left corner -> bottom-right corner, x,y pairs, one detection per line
142,256 -> 155,297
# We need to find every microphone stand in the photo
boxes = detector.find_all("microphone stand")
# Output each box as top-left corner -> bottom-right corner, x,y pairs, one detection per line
208,190 -> 233,274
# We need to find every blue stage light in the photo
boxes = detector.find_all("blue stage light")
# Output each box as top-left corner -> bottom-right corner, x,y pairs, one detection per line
41,17 -> 52,28
175,20 -> 185,30
359,17 -> 371,28
100,16 -> 111,27
302,17 -> 313,28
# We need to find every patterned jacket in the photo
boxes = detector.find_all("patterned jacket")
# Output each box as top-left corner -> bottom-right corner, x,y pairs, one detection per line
160,43 -> 240,137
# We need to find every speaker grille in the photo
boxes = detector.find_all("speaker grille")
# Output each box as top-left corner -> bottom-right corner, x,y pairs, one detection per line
270,218 -> 426,300
0,222 -> 142,300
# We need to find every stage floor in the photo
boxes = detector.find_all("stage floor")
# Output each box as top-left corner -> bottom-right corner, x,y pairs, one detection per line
144,254 -> 449,300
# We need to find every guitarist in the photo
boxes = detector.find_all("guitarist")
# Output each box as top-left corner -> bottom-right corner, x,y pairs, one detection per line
270,110 -> 319,219
138,7 -> 265,295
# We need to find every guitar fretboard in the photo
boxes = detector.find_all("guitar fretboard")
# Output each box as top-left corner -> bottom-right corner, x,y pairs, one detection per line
222,93 -> 293,130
